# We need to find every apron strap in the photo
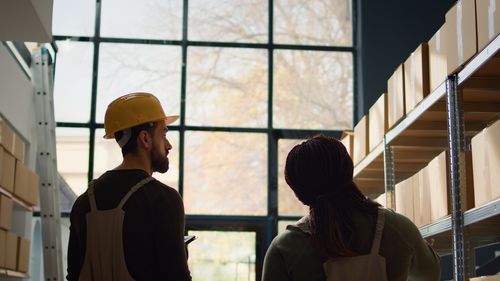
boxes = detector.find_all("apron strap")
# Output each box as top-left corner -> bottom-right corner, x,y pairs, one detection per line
117,177 -> 154,210
87,181 -> 98,212
370,208 -> 386,254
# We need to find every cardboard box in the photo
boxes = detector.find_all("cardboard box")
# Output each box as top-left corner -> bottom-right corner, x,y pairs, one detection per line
0,119 -> 14,155
1,151 -> 16,193
426,151 -> 449,222
340,130 -> 354,159
387,65 -> 405,129
13,134 -> 25,163
0,229 -> 6,268
368,94 -> 388,152
374,192 -> 386,207
0,147 -> 3,185
26,169 -> 39,206
470,275 -> 500,281
472,119 -> 500,206
476,0 -> 500,51
412,171 -> 428,227
428,24 -> 448,93
404,43 -> 430,114
446,0 -> 477,74
5,232 -> 17,270
353,115 -> 369,166
396,176 -> 414,222
0,195 -> 12,230
17,237 -> 30,273
14,161 -> 27,202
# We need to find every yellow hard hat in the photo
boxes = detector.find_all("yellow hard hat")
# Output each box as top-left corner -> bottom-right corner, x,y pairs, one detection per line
103,92 -> 179,139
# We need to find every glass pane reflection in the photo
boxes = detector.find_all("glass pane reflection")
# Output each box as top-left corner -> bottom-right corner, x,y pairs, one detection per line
274,0 -> 352,46
273,50 -> 353,130
184,132 -> 267,215
189,0 -> 267,43
188,230 -> 256,281
187,47 -> 268,128
96,43 -> 181,125
101,0 -> 182,40
56,128 -> 89,196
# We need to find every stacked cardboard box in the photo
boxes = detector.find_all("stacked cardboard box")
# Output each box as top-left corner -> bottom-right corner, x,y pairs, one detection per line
446,0 -> 477,74
396,176 -> 415,221
5,232 -> 17,270
471,119 -> 500,207
476,0 -> 500,51
14,161 -> 40,206
429,24 -> 448,93
1,150 -> 15,193
353,116 -> 369,165
387,65 -> 405,129
17,237 -> 30,272
404,44 -> 430,114
340,130 -> 354,159
368,94 -> 388,152
0,194 -> 12,230
470,275 -> 500,281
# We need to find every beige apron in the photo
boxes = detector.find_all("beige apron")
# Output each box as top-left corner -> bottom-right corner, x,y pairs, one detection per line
78,177 -> 154,281
297,208 -> 388,281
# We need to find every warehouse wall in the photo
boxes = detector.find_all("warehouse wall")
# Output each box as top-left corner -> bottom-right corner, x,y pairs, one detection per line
357,0 -> 455,121
0,44 -> 38,170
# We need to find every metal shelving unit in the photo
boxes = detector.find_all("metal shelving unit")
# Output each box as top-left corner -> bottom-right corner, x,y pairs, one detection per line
353,34 -> 500,281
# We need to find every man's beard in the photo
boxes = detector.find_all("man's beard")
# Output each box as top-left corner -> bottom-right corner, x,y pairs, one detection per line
151,145 -> 169,173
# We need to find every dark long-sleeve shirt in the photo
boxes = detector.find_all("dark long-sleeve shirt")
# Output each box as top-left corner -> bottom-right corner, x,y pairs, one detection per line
67,169 -> 191,281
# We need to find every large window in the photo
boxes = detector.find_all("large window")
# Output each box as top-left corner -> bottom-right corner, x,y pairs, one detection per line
52,0 -> 355,280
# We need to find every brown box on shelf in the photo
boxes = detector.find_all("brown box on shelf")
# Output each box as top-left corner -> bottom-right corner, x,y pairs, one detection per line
387,65 -> 405,129
476,0 -> 500,51
12,134 -> 25,164
0,119 -> 14,156
353,115 -> 369,166
0,147 -> 3,186
340,130 -> 354,159
1,152 -> 16,193
26,169 -> 39,206
5,232 -> 17,270
14,161 -> 27,202
429,24 -> 448,93
17,237 -> 30,273
471,119 -> 500,206
0,229 -> 6,268
368,93 -> 388,152
425,151 -> 449,222
418,166 -> 433,226
404,43 -> 430,114
446,0 -> 477,74
0,195 -> 12,231
412,171 -> 429,227
396,176 -> 414,222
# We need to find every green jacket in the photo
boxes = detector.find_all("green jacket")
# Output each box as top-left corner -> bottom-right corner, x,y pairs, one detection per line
262,209 -> 440,281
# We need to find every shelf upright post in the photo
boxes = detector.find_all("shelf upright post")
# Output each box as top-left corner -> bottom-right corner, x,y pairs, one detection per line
383,135 -> 396,209
445,74 -> 468,281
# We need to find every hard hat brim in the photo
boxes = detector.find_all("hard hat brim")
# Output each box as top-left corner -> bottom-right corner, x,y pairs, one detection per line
103,115 -> 179,139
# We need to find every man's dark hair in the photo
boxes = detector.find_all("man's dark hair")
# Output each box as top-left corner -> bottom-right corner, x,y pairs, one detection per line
114,122 -> 156,156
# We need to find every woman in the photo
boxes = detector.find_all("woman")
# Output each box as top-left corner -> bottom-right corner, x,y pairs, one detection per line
262,135 -> 440,281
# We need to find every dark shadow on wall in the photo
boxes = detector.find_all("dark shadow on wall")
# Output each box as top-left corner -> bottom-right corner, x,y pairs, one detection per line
356,0 -> 455,122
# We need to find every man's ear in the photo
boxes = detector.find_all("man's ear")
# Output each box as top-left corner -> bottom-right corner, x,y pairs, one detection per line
137,130 -> 151,149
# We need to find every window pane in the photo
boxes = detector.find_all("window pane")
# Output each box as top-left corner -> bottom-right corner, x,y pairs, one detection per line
278,139 -> 308,216
184,132 -> 267,215
101,0 -> 182,40
278,220 -> 297,235
188,230 -> 256,281
96,43 -> 181,124
54,41 -> 93,123
188,0 -> 267,43
93,129 -> 180,190
56,128 -> 89,196
187,47 -> 267,127
274,0 -> 352,46
52,0 -> 95,36
273,50 -> 353,129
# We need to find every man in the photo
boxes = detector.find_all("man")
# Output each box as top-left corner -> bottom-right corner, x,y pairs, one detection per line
67,93 -> 192,281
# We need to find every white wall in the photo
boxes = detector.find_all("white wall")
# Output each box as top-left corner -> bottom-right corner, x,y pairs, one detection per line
0,43 -> 38,171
